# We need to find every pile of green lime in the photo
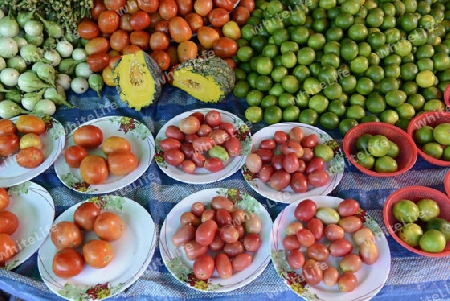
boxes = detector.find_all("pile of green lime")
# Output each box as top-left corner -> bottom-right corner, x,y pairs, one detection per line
414,122 -> 450,160
354,133 -> 399,172
234,0 -> 450,133
393,198 -> 449,253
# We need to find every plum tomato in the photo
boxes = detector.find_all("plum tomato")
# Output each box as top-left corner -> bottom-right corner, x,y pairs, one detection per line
73,202 -> 101,231
64,146 -> 88,168
230,209 -> 246,226
297,229 -> 315,247
209,129 -> 229,145
165,125 -> 185,141
353,227 -> 375,246
193,254 -> 215,280
290,172 -> 308,193
285,221 -> 303,236
208,8 -> 230,28
204,157 -> 224,172
289,127 -> 304,142
215,253 -> 232,279
269,170 -> 290,191
258,163 -> 274,183
307,170 -> 329,187
254,148 -> 273,163
80,155 -> 109,185
73,125 -> 103,148
94,212 -> 126,241
211,196 -> 234,213
305,157 -> 324,174
302,134 -> 319,148
245,214 -> 261,234
201,209 -> 215,222
302,259 -> 323,286
283,152 -> 300,173
180,143 -> 194,159
260,139 -> 276,150
323,267 -> 340,287
282,235 -> 301,251
102,136 -> 131,155
107,152 -> 139,176
184,240 -> 208,260
338,272 -> 358,292
306,218 -> 324,240
77,19 -> 100,40
280,140 -> 303,158
15,115 -> 45,136
192,136 -> 214,152
19,133 -> 40,149
196,219 -> 217,246
219,225 -> 239,243
224,136 -> 241,156
294,199 -> 317,222
213,37 -> 238,58
232,253 -> 253,272
137,0 -> 159,12
245,153 -> 262,174
191,202 -> 205,217
181,160 -> 196,173
0,210 -> 18,235
209,234 -> 225,252
180,212 -> 201,226
98,10 -> 120,33
274,131 -> 288,144
339,216 -> 363,233
243,233 -> 261,252
16,147 -> 45,169
160,138 -> 182,151
328,238 -> 353,257
197,124 -> 212,137
0,234 -> 16,263
216,209 -> 232,227
306,242 -> 329,262
223,241 -> 244,257
271,154 -> 285,170
297,159 -> 306,173
52,248 -> 85,278
51,221 -> 83,250
83,239 -> 114,268
232,6 -> 250,26
359,240 -> 379,265
340,253 -> 363,273
164,148 -> 185,166
218,122 -> 235,136
301,148 -> 314,162
194,0 -> 213,16
287,249 -> 305,269
172,224 -> 196,247
324,224 -> 345,241
338,198 -> 361,217
129,11 -> 151,31
190,112 -> 205,124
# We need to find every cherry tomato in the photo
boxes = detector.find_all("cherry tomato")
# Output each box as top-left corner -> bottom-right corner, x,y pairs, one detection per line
0,211 -> 18,235
191,202 -> 204,217
184,12 -> 203,32
166,45 -> 179,67
108,152 -> 139,176
16,147 -> 45,169
94,212 -> 126,242
98,11 -> 119,33
215,253 -> 232,279
196,219 -> 217,246
73,202 -> 101,231
0,189 -> 9,211
224,58 -> 236,69
91,0 -> 107,20
16,115 -> 45,135
194,0 -> 213,16
151,50 -> 171,71
193,254 -> 215,280
338,198 -> 361,217
87,52 -> 110,72
137,0 -> 159,12
159,0 -> 178,20
232,253 -> 253,272
338,272 -> 358,292
130,11 -> 151,31
172,224 -> 196,247
269,170 -> 290,191
85,37 -> 110,55
51,221 -> 83,250
52,248 -> 85,278
83,239 -> 114,268
184,240 -> 208,260
165,125 -> 185,141
130,31 -> 150,50
287,249 -> 305,269
110,30 -> 130,52
180,212 -> 201,226
150,32 -> 170,51
77,19 -> 99,40
73,125 -> 103,148
0,134 -> 19,157
164,148 -> 185,166
243,233 -> 261,252
80,155 -> 108,185
294,199 -> 317,222
232,6 -> 250,26
104,0 -> 126,11
274,131 -> 288,144
120,13 -> 133,31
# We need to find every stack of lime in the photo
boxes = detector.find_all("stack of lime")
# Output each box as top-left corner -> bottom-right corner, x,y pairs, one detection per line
393,198 -> 450,253
414,122 -> 450,160
234,0 -> 450,133
354,133 -> 399,172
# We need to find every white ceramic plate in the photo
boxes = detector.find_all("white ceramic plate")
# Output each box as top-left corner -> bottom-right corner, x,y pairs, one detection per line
159,188 -> 272,292
270,196 -> 391,301
1,181 -> 55,270
54,116 -> 155,194
38,195 -> 157,301
155,109 -> 252,184
242,123 -> 344,203
0,116 -> 65,187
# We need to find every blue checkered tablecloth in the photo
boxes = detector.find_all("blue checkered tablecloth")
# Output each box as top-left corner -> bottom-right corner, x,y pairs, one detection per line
0,85 -> 449,301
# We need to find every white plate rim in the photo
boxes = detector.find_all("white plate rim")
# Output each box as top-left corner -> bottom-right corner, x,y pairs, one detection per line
154,108 -> 252,184
54,116 -> 155,194
0,116 -> 65,187
242,123 -> 344,203
159,188 -> 273,292
270,195 -> 391,301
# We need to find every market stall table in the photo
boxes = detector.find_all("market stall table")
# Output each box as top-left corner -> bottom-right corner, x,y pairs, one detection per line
0,86 -> 449,301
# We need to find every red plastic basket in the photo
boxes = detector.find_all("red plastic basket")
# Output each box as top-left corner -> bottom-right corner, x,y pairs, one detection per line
383,186 -> 450,257
445,170 -> 450,198
407,111 -> 450,167
343,122 -> 418,177
444,84 -> 450,109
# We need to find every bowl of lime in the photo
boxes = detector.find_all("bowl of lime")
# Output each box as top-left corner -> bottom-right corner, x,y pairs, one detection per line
407,112 -> 450,167
383,186 -> 450,258
343,122 -> 417,177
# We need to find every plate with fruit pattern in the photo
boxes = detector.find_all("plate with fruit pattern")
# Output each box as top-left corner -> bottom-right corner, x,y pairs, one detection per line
242,123 -> 344,203
159,188 -> 272,292
54,116 -> 155,194
0,116 -> 65,187
270,196 -> 390,301
154,109 -> 252,184
38,195 -> 157,301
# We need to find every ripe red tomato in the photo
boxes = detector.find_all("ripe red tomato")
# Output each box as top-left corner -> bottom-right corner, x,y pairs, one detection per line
83,239 -> 114,268
119,13 -> 133,31
194,0 -> 213,16
16,147 -> 45,169
169,16 -> 193,43
87,52 -> 110,72
51,221 -> 83,250
130,31 -> 151,50
137,0 -> 159,12
159,0 -> 178,20
104,0 -> 126,10
150,32 -> 170,51
214,0 -> 234,12
193,254 -> 215,280
94,212 -> 126,242
155,20 -> 170,33
0,134 -> 19,157
232,6 -> 250,26
0,211 -> 18,235
0,188 -> 9,211
91,0 -> 107,20
64,145 -> 88,169
73,125 -> 103,149
208,8 -> 229,27
73,202 -> 101,231
0,234 -> 16,263
184,12 -> 203,33
102,136 -> 131,155
52,248 -> 85,278
80,156 -> 109,185
107,152 -> 139,176
98,11 -> 120,33
239,0 -> 254,12
213,37 -> 238,58
129,11 -> 151,31
110,29 -> 130,52
0,120 -> 16,136
150,50 -> 171,71
77,19 -> 99,40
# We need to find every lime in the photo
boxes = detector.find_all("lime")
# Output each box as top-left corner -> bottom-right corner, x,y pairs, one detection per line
281,75 -> 299,94
444,146 -> 450,161
295,92 -> 309,108
264,106 -> 283,124
355,77 -> 374,95
323,83 -> 343,99
303,78 -> 322,95
241,24 -> 256,41
387,140 -> 400,158
361,115 -> 380,123
407,94 -> 426,111
324,41 -> 341,55
262,45 -> 279,58
310,63 -> 321,77
297,47 -> 316,65
326,27 -> 344,41
319,0 -> 336,9
422,143 -> 444,159
366,65 -> 385,83
422,87 -> 442,101
375,155 -> 398,173
233,81 -> 250,98
290,10 -> 307,26
367,32 -> 386,49
327,7 -> 341,19
256,57 -> 274,75
433,123 -> 450,145
385,28 -> 401,44
358,42 -> 372,57
292,65 -> 310,84
339,118 -> 359,135
416,45 -> 435,60
339,75 -> 357,93
318,66 -> 338,83
381,15 -> 396,29
237,46 -> 254,62
261,95 -> 278,108
308,33 -> 326,50
400,62 -> 418,82
341,41 -> 359,61
385,90 -> 407,107
251,36 -> 268,53
368,135 -> 390,157
416,70 -> 437,88
356,133 -> 372,151
335,12 -> 355,29
394,40 -> 413,57
281,42 -> 299,54
398,12 -> 418,32
380,110 -> 400,125
321,53 -> 340,68
419,230 -> 446,253
366,93 -> 386,114
314,144 -> 334,162
398,223 -> 423,247
393,199 -> 420,223
278,93 -> 295,108
282,106 -> 300,122
346,105 -> 365,120
290,26 -> 310,44
401,81 -> 418,95
271,66 -> 288,83
245,106 -> 263,123
341,0 -> 361,15
355,151 -> 375,169
299,109 -> 319,125
319,112 -> 340,130
348,24 -> 368,41
409,28 -> 428,46
366,8 -> 385,28
255,75 -> 273,91
309,94 -> 329,113
328,99 -> 347,117
381,2 -> 396,16
281,51 -> 297,69
414,126 -> 434,145
247,72 -> 258,88
396,103 -> 415,119
269,83 -> 284,97
246,90 -> 264,106
417,199 -> 440,222
433,53 -> 450,71
351,56 -> 369,74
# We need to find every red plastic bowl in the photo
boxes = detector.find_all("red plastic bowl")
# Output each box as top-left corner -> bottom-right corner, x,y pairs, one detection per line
383,186 -> 450,257
444,84 -> 450,109
407,111 -> 450,167
445,170 -> 450,198
343,122 -> 417,177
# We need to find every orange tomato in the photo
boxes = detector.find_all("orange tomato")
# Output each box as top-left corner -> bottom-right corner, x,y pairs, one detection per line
110,29 -> 130,52
104,0 -> 126,11
175,0 -> 192,16
16,147 -> 45,169
129,11 -> 151,31
130,31 -> 150,50
197,26 -> 220,49
185,12 -> 204,32
214,0 -> 234,12
79,155 -> 109,185
85,37 -> 110,55
166,45 -> 179,67
102,66 -> 116,86
194,0 -> 213,16
169,16 -> 192,43
0,188 -> 9,211
137,0 -> 159,12
73,125 -> 103,149
0,211 -> 18,235
0,119 -> 16,136
83,239 -> 114,268
102,136 -> 131,155
122,44 -> 141,54
94,212 -> 126,242
150,32 -> 170,51
0,134 -> 19,157
155,20 -> 170,34
224,58 -> 236,69
239,0 -> 254,12
15,115 -> 45,136
107,152 -> 139,176
150,50 -> 171,71
159,0 -> 178,20
51,221 -> 83,250
77,19 -> 99,40
119,13 -> 133,31
64,145 -> 88,168
213,37 -> 237,58
177,41 -> 198,63
87,52 -> 110,72
232,6 -> 250,26
91,0 -> 107,20
98,10 -> 120,33
73,202 -> 101,231
0,234 -> 17,263
208,8 -> 229,27
149,11 -> 163,27
52,248 -> 85,278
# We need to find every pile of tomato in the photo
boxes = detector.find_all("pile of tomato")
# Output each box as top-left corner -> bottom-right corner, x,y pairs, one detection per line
0,188 -> 20,265
51,202 -> 126,278
78,0 -> 255,83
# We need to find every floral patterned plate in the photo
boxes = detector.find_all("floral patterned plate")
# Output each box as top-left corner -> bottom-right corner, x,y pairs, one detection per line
54,116 -> 155,194
155,109 -> 252,184
0,116 -> 65,187
242,123 -> 344,203
270,196 -> 391,301
1,181 -> 55,270
159,188 -> 272,292
38,195 -> 157,301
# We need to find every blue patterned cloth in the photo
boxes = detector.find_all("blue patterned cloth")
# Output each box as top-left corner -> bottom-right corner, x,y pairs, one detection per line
1,85 -> 449,301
